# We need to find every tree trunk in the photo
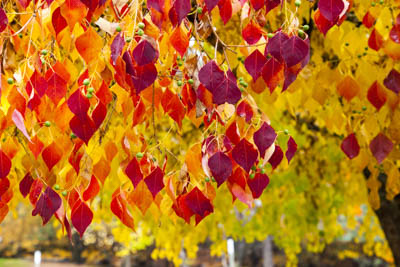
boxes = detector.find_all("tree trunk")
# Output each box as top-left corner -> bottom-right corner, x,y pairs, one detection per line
371,172 -> 400,266
263,236 -> 274,267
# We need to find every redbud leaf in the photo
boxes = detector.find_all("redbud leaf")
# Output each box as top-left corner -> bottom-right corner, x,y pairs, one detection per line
268,145 -> 283,169
208,152 -> 233,187
318,0 -> 345,23
232,139 -> 258,172
132,40 -> 159,66
71,200 -> 93,238
144,167 -> 164,198
32,187 -> 62,225
184,187 -> 213,217
247,173 -> 270,198
253,123 -> 277,158
244,49 -> 267,81
19,173 -> 34,198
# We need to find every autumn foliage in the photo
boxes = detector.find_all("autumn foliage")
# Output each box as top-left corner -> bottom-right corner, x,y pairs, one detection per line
1,0 -> 400,265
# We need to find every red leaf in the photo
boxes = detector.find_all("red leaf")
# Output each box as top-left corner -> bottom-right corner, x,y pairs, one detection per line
131,63 -> 158,94
110,33 -> 125,65
218,0 -> 232,24
368,28 -> 384,51
83,176 -> 100,201
265,31 -> 289,62
29,179 -> 43,206
0,178 -> 10,200
362,11 -> 375,29
67,89 -> 90,120
236,100 -> 254,123
0,150 -> 11,179
268,145 -> 283,169
370,133 -> 393,164
26,71 -> 47,98
341,133 -> 360,159
32,187 -> 62,225
384,69 -> 400,95
242,22 -> 262,45
286,136 -> 297,163
161,88 -> 186,128
111,190 -> 135,229
97,81 -> 113,105
132,40 -> 159,66
46,73 -> 67,105
314,9 -> 335,35
172,195 -> 194,223
71,200 -> 93,238
318,0 -> 345,23
42,142 -> 63,171
244,49 -> 267,81
250,0 -> 264,11
170,24 -> 189,57
52,7 -> 67,36
390,25 -> 400,43
184,187 -> 213,217
69,114 -> 96,145
253,122 -> 277,158
261,57 -> 284,93
12,109 -> 31,142
208,152 -> 233,187
144,167 -> 164,198
198,61 -> 225,93
228,167 -> 247,190
232,139 -> 258,172
0,8 -> 8,33
125,157 -> 143,188
281,36 -> 309,67
211,70 -> 241,105
367,81 -> 386,110
265,0 -> 281,14
19,173 -> 34,198
168,0 -> 191,26
226,122 -> 241,145
92,102 -> 107,129
247,173 -> 269,198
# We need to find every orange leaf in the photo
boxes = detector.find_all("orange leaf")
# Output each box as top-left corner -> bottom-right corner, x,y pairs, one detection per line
128,180 -> 153,215
75,27 -> 103,64
60,0 -> 88,30
170,24 -> 189,57
93,157 -> 110,185
336,75 -> 360,101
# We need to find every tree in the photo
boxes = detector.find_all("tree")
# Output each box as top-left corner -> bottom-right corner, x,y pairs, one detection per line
0,0 -> 399,266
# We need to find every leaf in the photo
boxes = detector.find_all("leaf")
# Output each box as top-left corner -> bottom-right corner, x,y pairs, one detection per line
0,150 -> 11,179
247,173 -> 269,198
144,167 -> 164,198
218,0 -> 232,24
19,173 -> 34,198
71,200 -> 93,238
383,69 -> 400,95
368,28 -> 384,51
32,187 -> 62,225
131,63 -> 158,94
265,0 -> 281,14
0,178 -> 10,200
226,122 -> 241,145
129,180 -> 153,215
390,25 -> 400,44
161,88 -> 186,128
168,0 -> 191,26
75,27 -> 103,64
236,101 -> 254,123
111,190 -> 135,229
42,142 -> 63,171
281,36 -> 309,67
132,40 -> 159,66
46,73 -> 67,105
52,7 -> 67,36
369,133 -> 393,164
367,81 -> 386,110
261,57 -> 284,93
125,157 -> 143,188
244,49 -> 267,81
83,176 -> 100,201
208,152 -> 233,187
198,61 -> 225,93
60,0 -> 88,29
265,31 -> 289,62
232,139 -> 258,172
286,136 -> 297,163
0,8 -> 8,33
29,179 -> 43,206
211,70 -> 241,105
67,89 -> 90,120
242,22 -> 263,45
250,0 -> 265,11
93,156 -> 110,185
111,33 -> 125,65
92,102 -> 107,129
12,109 -> 31,142
318,0 -> 345,23
148,0 -> 163,12
268,145 -> 283,169
313,9 -> 335,35
184,187 -> 213,218
205,0 -> 219,12
170,24 -> 189,57
341,133 -> 360,159
69,114 -> 96,145
336,75 -> 361,101
253,123 -> 277,158
362,11 -> 376,29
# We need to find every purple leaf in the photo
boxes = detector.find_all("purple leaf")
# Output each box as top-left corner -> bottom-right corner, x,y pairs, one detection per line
247,173 -> 270,198
268,145 -> 283,169
111,33 -> 125,65
125,157 -> 143,188
208,152 -> 233,187
369,133 -> 393,164
211,71 -> 241,105
0,8 -> 8,33
281,36 -> 309,67
265,31 -> 289,62
383,69 -> 400,95
168,0 -> 191,26
198,61 -> 225,93
131,63 -> 158,94
318,0 -> 345,23
144,167 -> 164,198
32,187 -> 62,225
253,123 -> 277,158
67,89 -> 90,120
341,133 -> 360,159
244,50 -> 267,81
132,40 -> 159,66
286,136 -> 297,163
